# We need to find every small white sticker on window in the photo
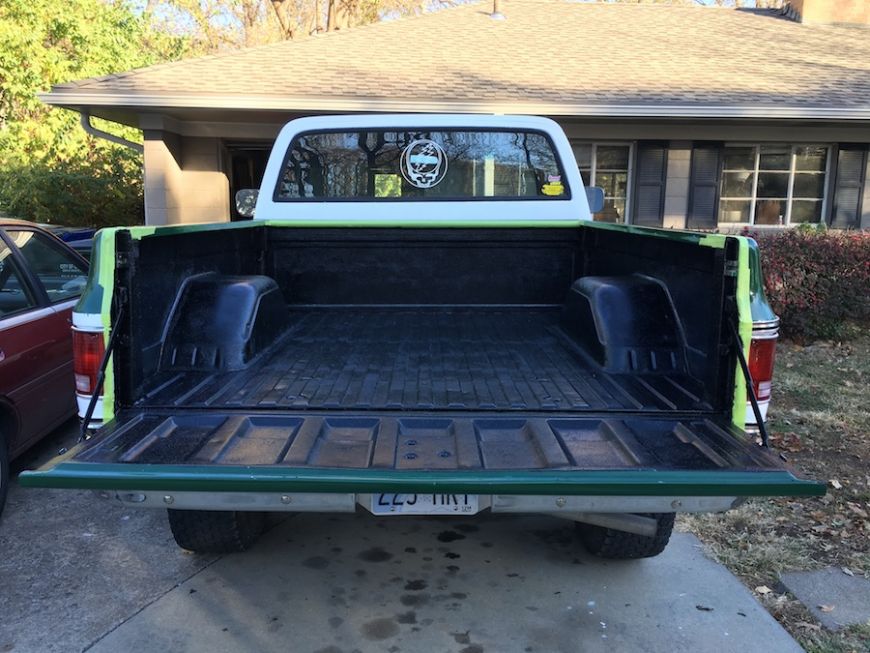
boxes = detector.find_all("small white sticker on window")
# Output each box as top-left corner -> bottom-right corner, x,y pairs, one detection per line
401,139 -> 448,189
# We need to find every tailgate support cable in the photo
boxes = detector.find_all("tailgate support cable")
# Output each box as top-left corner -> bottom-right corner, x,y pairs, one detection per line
728,319 -> 770,449
78,307 -> 125,443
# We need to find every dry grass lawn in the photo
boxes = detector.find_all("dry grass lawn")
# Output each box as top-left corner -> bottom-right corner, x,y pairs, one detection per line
679,329 -> 870,653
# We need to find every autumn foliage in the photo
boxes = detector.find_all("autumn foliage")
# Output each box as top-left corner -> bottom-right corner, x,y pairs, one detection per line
752,229 -> 870,341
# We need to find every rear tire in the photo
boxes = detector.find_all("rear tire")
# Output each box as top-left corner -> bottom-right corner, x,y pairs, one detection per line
0,431 -> 8,521
576,513 -> 675,559
167,509 -> 266,554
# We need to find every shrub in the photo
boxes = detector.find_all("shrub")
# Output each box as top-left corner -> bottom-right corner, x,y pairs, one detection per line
752,228 -> 870,342
0,0 -> 186,228
0,157 -> 144,228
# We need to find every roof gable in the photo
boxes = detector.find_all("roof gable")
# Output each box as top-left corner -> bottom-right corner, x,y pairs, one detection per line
43,0 -> 870,119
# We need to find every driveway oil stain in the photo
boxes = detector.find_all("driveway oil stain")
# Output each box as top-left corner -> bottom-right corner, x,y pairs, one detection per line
396,610 -> 417,624
302,556 -> 330,570
404,579 -> 427,591
455,524 -> 479,533
530,528 -> 572,547
328,616 -> 344,628
358,547 -> 393,563
361,617 -> 399,641
400,593 -> 431,607
445,552 -> 461,559
461,646 -> 484,653
451,631 -> 471,644
437,531 -> 466,543
312,646 -> 343,653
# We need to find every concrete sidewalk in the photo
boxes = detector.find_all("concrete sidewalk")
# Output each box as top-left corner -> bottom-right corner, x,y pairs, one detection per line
1,422 -> 803,653
88,515 -> 800,653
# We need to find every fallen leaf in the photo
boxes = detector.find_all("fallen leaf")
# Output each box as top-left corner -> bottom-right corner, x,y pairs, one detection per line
755,586 -> 773,595
831,480 -> 843,490
795,621 -> 821,632
842,567 -> 855,577
818,604 -> 835,613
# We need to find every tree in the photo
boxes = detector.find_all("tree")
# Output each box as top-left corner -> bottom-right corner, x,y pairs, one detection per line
594,0 -> 783,5
148,0 -> 457,52
0,0 -> 187,226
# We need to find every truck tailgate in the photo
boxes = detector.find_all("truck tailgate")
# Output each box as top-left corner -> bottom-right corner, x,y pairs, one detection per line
20,410 -> 823,499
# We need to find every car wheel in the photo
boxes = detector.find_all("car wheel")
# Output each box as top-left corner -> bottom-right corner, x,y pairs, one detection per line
576,513 -> 675,559
167,509 -> 266,554
0,430 -> 9,521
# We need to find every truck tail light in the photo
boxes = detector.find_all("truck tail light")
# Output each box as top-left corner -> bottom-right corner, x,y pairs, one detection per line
73,329 -> 105,396
746,320 -> 779,427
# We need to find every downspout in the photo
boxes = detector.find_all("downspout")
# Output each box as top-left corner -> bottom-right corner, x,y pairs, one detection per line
80,111 -> 144,154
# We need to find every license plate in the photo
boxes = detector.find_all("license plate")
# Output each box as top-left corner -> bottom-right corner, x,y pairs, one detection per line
371,493 -> 479,515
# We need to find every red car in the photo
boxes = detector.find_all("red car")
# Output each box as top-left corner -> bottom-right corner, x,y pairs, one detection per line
0,220 -> 89,517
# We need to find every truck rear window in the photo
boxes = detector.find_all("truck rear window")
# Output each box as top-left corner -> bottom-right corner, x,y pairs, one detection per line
274,129 -> 569,201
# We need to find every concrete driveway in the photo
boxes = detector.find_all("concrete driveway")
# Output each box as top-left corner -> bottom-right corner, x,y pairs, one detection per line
1,421 -> 804,653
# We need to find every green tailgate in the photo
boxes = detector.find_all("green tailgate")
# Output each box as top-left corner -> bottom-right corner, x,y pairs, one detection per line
20,412 -> 824,498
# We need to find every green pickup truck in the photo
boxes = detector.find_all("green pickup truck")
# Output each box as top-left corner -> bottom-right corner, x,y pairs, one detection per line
21,114 -> 823,558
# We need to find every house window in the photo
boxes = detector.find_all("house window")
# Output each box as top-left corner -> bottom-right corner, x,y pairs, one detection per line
718,145 -> 829,226
574,143 -> 633,223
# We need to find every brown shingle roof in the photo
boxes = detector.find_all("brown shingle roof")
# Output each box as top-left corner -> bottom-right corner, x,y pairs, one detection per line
43,0 -> 870,118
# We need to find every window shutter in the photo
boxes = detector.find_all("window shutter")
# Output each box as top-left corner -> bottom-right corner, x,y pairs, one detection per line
687,146 -> 722,230
831,146 -> 867,229
632,143 -> 668,227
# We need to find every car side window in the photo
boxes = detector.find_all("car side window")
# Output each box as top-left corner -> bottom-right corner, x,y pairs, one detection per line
6,230 -> 88,303
0,241 -> 37,317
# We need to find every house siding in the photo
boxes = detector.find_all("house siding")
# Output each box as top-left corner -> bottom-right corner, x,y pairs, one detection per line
863,157 -> 870,230
143,131 -> 229,226
663,142 -> 691,229
137,118 -> 870,229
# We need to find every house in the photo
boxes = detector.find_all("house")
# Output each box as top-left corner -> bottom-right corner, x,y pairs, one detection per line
41,0 -> 870,229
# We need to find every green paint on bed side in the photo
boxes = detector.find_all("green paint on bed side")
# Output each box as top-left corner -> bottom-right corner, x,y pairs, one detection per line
133,220 -> 586,232
74,231 -> 105,316
576,220 -> 729,248
98,229 -> 117,422
113,217 -> 737,248
261,219 -> 586,228
74,229 -> 118,422
746,238 -> 778,324
125,220 -> 264,240
18,462 -> 824,497
698,233 -> 728,249
732,237 -> 753,430
121,219 -> 733,242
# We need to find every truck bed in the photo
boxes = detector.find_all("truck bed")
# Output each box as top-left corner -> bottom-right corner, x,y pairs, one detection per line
143,307 -> 708,413
21,227 -> 823,500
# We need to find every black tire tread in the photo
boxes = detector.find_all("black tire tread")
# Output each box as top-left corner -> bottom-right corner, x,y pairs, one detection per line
577,513 -> 675,559
167,509 -> 265,553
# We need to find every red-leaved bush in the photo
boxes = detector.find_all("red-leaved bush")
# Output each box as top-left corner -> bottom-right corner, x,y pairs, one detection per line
750,229 -> 870,342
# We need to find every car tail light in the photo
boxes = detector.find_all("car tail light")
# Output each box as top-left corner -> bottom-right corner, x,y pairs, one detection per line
73,329 -> 105,396
746,320 -> 779,427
